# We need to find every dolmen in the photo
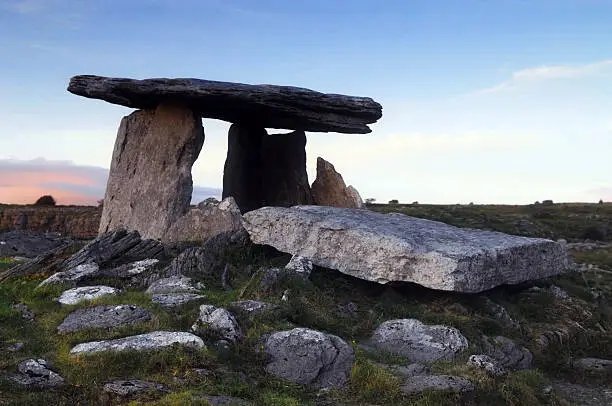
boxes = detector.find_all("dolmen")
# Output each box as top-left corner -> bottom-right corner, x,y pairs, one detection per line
67,75 -> 382,242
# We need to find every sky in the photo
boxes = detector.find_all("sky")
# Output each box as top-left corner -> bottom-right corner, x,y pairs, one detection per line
0,0 -> 611,205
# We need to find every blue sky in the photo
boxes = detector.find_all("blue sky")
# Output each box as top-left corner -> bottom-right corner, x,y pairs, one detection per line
0,0 -> 611,204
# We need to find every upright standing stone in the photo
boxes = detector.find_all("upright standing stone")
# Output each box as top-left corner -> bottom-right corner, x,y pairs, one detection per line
311,157 -> 364,208
99,104 -> 204,240
222,123 -> 265,213
261,130 -> 313,207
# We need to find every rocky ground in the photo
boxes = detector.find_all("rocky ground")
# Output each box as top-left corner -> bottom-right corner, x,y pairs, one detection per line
0,204 -> 610,405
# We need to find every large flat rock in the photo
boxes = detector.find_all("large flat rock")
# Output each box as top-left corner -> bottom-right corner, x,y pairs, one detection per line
67,75 -> 382,134
242,206 -> 572,293
70,331 -> 205,355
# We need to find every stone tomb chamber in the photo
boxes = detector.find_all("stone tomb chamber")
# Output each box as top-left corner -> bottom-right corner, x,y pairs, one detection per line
67,75 -> 383,241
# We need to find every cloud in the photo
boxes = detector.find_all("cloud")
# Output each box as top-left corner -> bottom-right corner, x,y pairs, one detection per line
0,158 -> 221,205
477,59 -> 612,94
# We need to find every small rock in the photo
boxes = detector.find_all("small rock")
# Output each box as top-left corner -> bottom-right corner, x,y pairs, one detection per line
281,289 -> 291,301
191,305 -> 243,343
482,298 -> 520,329
467,354 -> 506,377
572,358 -> 612,374
6,342 -> 25,352
263,327 -> 355,388
400,375 -> 474,394
10,359 -> 65,388
482,336 -> 533,370
230,300 -> 280,315
103,380 -> 168,396
371,319 -> 469,363
11,302 -> 34,321
57,285 -> 120,305
70,331 -> 205,355
38,262 -> 100,287
57,304 -> 153,333
548,285 -> 571,301
285,255 -> 313,278
258,267 -> 282,294
146,275 -> 204,294
151,293 -> 205,308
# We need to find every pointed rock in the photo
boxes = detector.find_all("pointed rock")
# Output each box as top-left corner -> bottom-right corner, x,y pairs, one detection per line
311,158 -> 363,208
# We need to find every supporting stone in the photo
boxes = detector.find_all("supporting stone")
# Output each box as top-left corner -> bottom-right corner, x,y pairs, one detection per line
261,130 -> 313,207
311,157 -> 364,208
222,123 -> 265,213
99,104 -> 204,240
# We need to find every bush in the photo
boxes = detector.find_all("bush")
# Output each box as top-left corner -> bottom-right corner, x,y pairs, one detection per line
388,199 -> 399,205
34,195 -> 56,206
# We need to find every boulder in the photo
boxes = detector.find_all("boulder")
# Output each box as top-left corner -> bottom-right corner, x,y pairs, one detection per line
151,293 -> 205,308
57,285 -> 120,305
370,319 -> 469,363
242,206 -> 572,293
146,276 -> 204,294
103,380 -> 168,397
98,104 -> 204,240
70,331 -> 205,355
467,354 -> 506,377
261,130 -> 313,207
67,75 -> 383,134
481,336 -> 533,370
57,305 -> 153,333
400,375 -> 474,394
38,263 -> 100,287
191,305 -> 243,343
163,197 -> 244,243
10,359 -> 65,388
263,327 -> 354,388
310,158 -> 364,208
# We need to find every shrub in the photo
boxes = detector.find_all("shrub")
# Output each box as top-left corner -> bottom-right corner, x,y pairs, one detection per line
34,195 -> 56,206
388,199 -> 399,205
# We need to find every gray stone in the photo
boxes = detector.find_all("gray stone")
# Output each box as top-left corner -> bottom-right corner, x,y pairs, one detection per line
57,304 -> 153,333
103,380 -> 168,396
263,327 -> 354,388
10,359 -> 65,388
242,206 -> 571,293
481,336 -> 533,370
482,298 -> 520,329
371,319 -> 469,363
400,375 -> 474,394
11,302 -> 34,321
98,104 -> 205,241
67,75 -> 383,134
6,342 -> 24,352
467,354 -> 506,377
572,358 -> 612,374
230,300 -> 280,315
57,285 -> 120,305
146,276 -> 204,294
285,255 -> 313,278
311,158 -> 364,209
375,362 -> 430,378
151,293 -> 205,308
38,262 -> 100,287
70,331 -> 205,355
258,268 -> 283,294
191,305 -> 243,343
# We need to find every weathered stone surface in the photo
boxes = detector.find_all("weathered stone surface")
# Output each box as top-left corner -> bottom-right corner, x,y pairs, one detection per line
0,230 -> 74,258
57,285 -> 120,305
151,293 -> 205,308
263,327 -> 354,388
285,255 -> 313,278
481,336 -> 533,370
311,158 -> 364,209
370,319 -> 469,363
230,300 -> 280,315
467,354 -> 506,377
10,359 -> 65,388
375,362 -> 430,378
6,342 -> 25,352
68,75 -> 383,134
242,206 -> 572,292
38,263 -> 100,287
223,123 -> 265,213
571,358 -> 612,374
103,380 -> 168,396
146,276 -> 204,294
191,305 -> 243,343
99,104 -> 204,240
70,331 -> 205,355
400,375 -> 474,394
261,130 -> 313,207
57,305 -> 153,333
163,197 -> 244,244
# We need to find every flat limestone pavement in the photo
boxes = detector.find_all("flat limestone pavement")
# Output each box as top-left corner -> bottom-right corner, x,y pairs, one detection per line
243,206 -> 572,293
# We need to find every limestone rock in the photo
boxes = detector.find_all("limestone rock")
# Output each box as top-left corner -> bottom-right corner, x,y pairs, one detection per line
285,255 -> 313,278
571,358 -> 612,374
146,276 -> 203,294
467,354 -> 506,377
242,206 -> 572,293
38,263 -> 100,287
482,298 -> 520,329
191,305 -> 243,343
263,327 -> 354,388
90,258 -> 162,289
163,197 -> 244,244
375,362 -> 430,378
400,375 -> 474,394
481,336 -> 533,370
98,104 -> 204,240
68,75 -> 383,134
10,359 -> 65,388
151,293 -> 205,308
70,331 -> 205,355
370,319 -> 469,363
57,305 -> 153,333
311,158 -> 364,209
11,302 -> 34,321
230,300 -> 280,315
261,130 -> 313,207
57,285 -> 120,305
103,380 -> 168,396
